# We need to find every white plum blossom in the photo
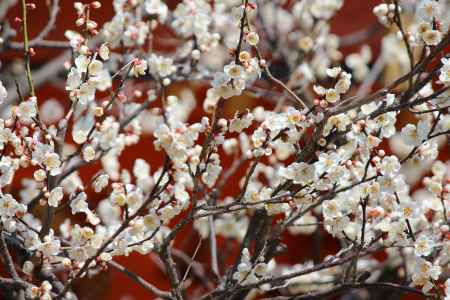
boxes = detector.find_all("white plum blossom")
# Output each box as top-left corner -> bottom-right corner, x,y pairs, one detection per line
417,0 -> 442,22
229,111 -> 253,133
0,80 -> 7,103
93,174 -> 109,193
380,156 -> 401,177
401,120 -> 430,146
440,58 -> 450,84
0,194 -> 22,218
82,145 -> 96,162
414,235 -> 435,257
131,59 -> 148,78
48,187 -> 64,207
423,29 -> 442,46
99,43 -> 110,60
145,0 -> 168,22
35,231 -> 61,257
279,162 -> 316,185
1,1 -> 450,299
412,258 -> 441,292
148,54 -> 176,78
17,97 -> 37,123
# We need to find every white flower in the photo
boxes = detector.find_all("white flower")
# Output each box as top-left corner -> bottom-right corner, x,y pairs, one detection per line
66,67 -> 82,91
174,184 -> 189,206
43,152 -> 61,175
74,54 -> 89,73
88,59 -> 103,76
172,0 -> 213,42
148,54 -> 175,78
160,205 -> 177,222
401,120 -> 430,146
417,0 -> 441,22
439,58 -> 450,84
399,200 -> 418,219
379,156 -> 400,177
254,262 -> 268,277
412,258 -> 441,292
431,160 -> 446,179
422,29 -> 442,46
445,278 -> 450,300
361,102 -> 378,115
22,261 -> 34,275
123,23 -> 149,46
313,84 -> 326,96
40,99 -> 64,124
93,174 -> 109,193
373,4 -> 389,22
92,69 -> 112,92
326,67 -> 341,78
224,63 -> 244,80
73,130 -> 88,144
70,192 -> 88,214
34,169 -> 47,182
99,43 -> 110,60
323,199 -> 341,219
0,194 -> 20,217
132,59 -> 148,77
371,112 -> 397,138
133,159 -> 151,179
145,0 -> 168,22
143,211 -> 160,231
111,191 -> 127,206
310,0 -> 344,19
229,112 -> 253,133
37,233 -> 60,257
314,152 -> 340,175
17,98 -> 37,123
0,80 -> 7,103
335,74 -> 351,94
325,88 -> 340,103
202,155 -> 222,187
82,145 -> 95,162
246,32 -> 259,46
77,82 -> 96,104
280,162 -> 316,185
48,187 -> 64,207
414,235 -> 434,257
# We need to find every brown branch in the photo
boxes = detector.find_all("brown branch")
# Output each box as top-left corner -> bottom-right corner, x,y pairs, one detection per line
108,261 -> 174,300
158,245 -> 184,300
235,0 -> 249,65
57,160 -> 171,299
393,0 -> 414,88
275,282 -> 428,300
0,231 -> 20,280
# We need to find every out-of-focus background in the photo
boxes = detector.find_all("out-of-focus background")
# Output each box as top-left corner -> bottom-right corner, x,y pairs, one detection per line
0,1 -> 434,299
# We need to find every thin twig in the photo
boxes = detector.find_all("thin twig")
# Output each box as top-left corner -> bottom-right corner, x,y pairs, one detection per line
108,261 -> 174,300
21,0 -> 35,96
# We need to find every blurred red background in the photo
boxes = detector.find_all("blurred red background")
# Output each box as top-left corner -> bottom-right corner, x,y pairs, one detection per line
2,1 -> 432,299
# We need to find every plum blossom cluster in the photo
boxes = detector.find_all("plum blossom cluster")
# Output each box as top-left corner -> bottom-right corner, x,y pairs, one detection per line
0,0 -> 450,300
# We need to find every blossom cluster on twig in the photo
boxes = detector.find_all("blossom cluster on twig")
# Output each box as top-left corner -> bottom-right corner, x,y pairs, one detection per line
0,0 -> 450,299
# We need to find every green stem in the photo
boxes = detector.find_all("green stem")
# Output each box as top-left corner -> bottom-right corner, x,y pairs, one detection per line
21,0 -> 35,97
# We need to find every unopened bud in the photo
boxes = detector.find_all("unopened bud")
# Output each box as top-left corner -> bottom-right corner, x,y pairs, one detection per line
95,106 -> 104,117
